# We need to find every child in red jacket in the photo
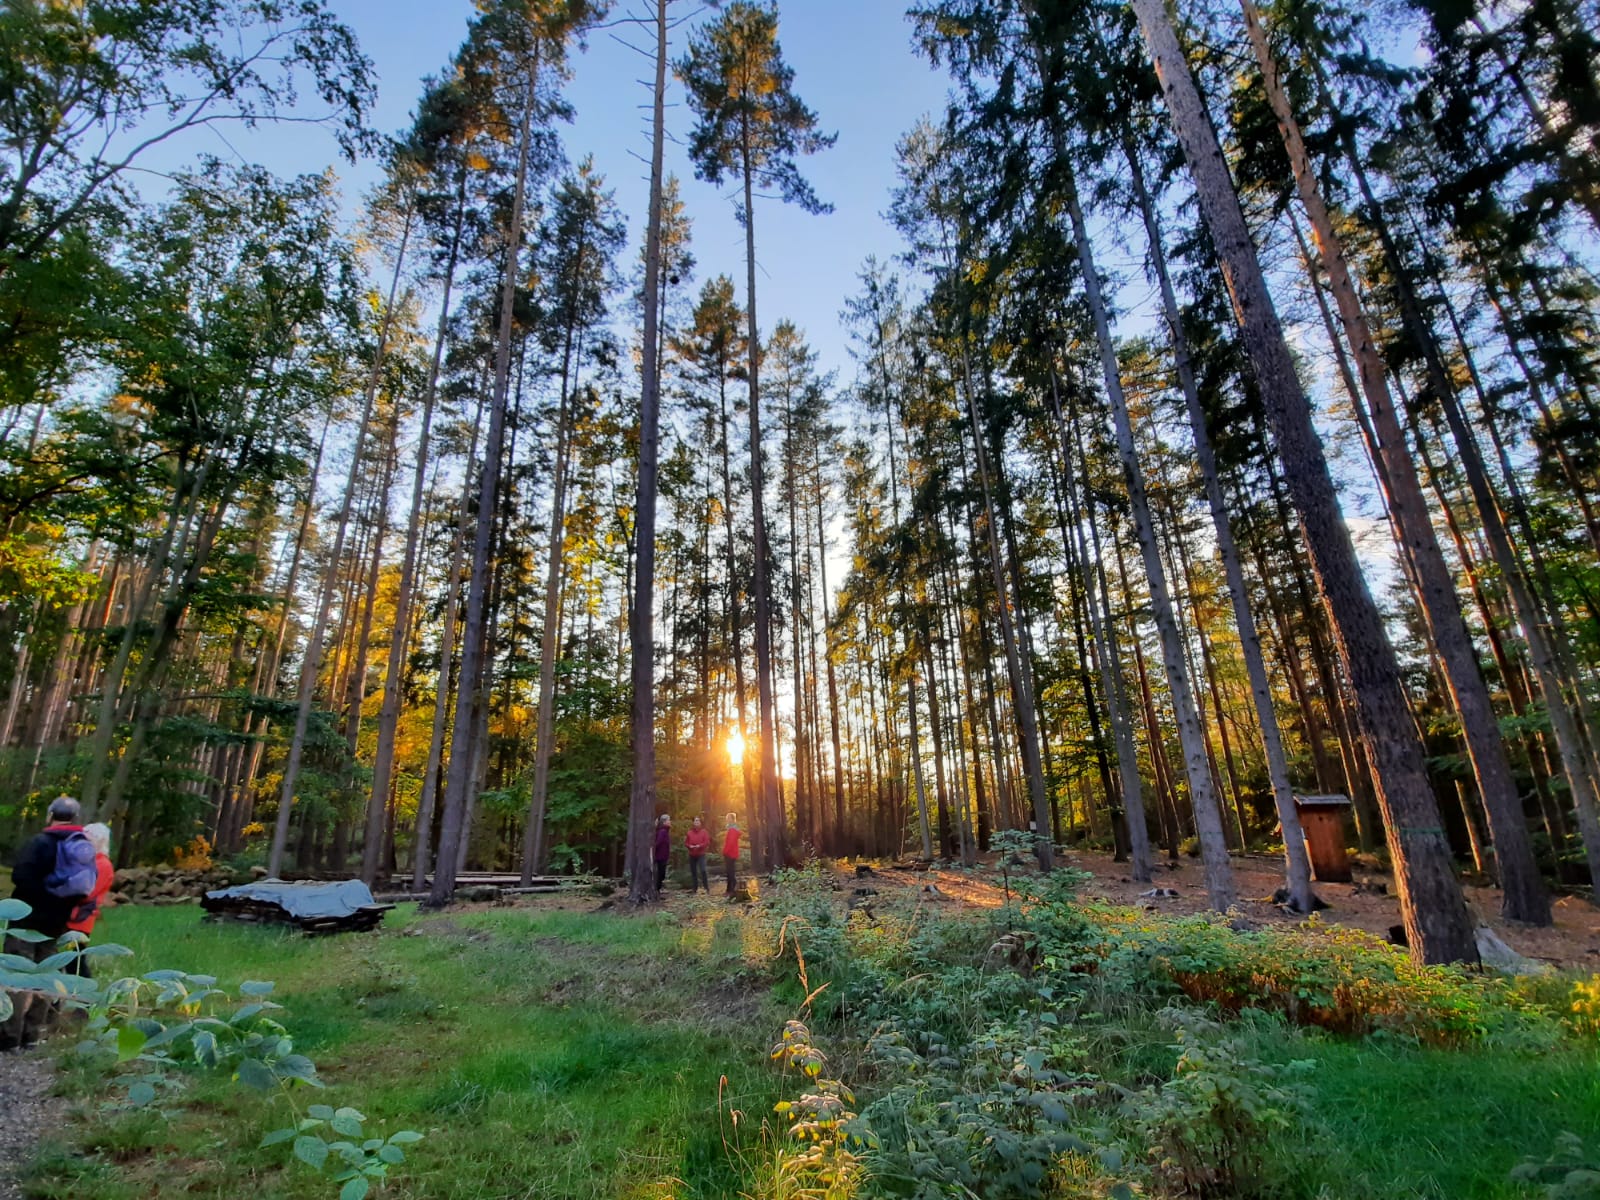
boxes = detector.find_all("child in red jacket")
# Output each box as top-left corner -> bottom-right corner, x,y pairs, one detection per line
66,823 -> 115,938
66,822 -> 115,976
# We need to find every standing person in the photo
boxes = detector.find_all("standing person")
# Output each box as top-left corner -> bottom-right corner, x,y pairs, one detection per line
685,816 -> 711,893
722,815 -> 742,897
65,823 -> 116,974
653,814 -> 672,894
4,796 -> 95,1049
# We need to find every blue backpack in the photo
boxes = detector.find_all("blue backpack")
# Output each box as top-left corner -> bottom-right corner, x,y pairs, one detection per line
44,831 -> 98,899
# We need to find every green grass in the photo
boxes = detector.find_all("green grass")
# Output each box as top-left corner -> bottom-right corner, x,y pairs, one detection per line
1268,1035 -> 1600,1199
26,898 -> 786,1200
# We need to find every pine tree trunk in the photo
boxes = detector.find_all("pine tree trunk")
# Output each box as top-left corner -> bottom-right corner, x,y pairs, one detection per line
907,673 -> 933,858
266,208 -> 412,878
921,615 -> 953,858
1062,382 -> 1152,876
1060,165 -> 1232,907
410,394 -> 482,890
783,384 -> 810,849
957,360 -> 1054,869
1243,0 -> 1546,924
937,573 -> 975,865
717,364 -> 755,846
1414,417 -> 1568,852
338,424 -> 396,875
814,451 -> 847,856
364,174 -> 465,885
523,320 -> 580,881
740,125 -> 785,871
627,0 -> 669,903
429,71 -> 537,906
1053,449 -> 1121,853
1124,139 -> 1313,908
1133,0 -> 1475,962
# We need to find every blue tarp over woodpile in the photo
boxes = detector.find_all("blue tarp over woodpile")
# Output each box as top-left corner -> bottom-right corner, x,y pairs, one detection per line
201,880 -> 391,932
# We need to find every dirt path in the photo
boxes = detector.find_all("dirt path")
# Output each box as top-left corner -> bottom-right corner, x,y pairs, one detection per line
863,850 -> 1600,971
0,1049 -> 62,1200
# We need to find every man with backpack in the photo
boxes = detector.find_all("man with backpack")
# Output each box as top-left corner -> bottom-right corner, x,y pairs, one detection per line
4,795 -> 97,1049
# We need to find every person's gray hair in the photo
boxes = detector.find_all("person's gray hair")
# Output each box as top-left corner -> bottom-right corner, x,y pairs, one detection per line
47,795 -> 81,822
83,822 -> 112,856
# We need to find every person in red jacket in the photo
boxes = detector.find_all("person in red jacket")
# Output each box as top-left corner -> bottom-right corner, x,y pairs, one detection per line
722,815 -> 742,897
684,817 -> 711,893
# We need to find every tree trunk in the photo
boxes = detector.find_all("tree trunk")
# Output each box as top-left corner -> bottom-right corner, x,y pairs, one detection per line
957,358 -> 1054,869
429,71 -> 537,906
410,393 -> 483,890
328,425 -> 396,876
1132,0 -> 1475,962
266,207 -> 412,877
363,174 -> 465,884
1060,164 -> 1232,907
1061,381 -> 1152,875
1123,138 -> 1313,909
740,125 -> 785,871
627,0 -> 669,903
1242,0 -> 1546,924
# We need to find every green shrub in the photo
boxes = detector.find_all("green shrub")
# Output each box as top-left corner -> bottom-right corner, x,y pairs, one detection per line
1055,907 -> 1566,1045
1125,1009 -> 1314,1199
862,1014 -> 1125,1199
1567,976 -> 1600,1041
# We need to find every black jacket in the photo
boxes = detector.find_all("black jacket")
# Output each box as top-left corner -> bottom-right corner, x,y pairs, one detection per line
9,824 -> 87,938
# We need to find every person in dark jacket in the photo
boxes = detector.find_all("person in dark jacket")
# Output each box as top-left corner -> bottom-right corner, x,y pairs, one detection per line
4,796 -> 92,1049
653,814 -> 672,893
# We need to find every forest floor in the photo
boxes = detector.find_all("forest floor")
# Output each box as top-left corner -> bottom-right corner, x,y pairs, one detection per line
874,848 -> 1600,970
2,859 -> 1598,1199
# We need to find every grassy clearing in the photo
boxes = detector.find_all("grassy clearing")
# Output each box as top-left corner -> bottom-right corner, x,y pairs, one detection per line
12,865 -> 1600,1199
26,897 -> 787,1200
1266,1036 -> 1600,1199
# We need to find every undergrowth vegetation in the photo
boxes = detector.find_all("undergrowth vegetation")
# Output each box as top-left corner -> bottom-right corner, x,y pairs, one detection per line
746,861 -> 1600,1200
13,863 -> 1600,1199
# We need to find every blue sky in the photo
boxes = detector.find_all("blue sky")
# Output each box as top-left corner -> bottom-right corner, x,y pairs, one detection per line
183,0 -> 952,389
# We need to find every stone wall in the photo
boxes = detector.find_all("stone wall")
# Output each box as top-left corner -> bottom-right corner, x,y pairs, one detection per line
109,864 -> 268,906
